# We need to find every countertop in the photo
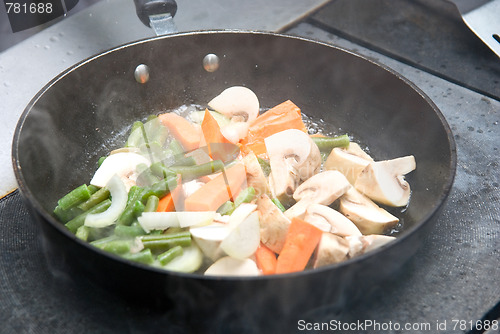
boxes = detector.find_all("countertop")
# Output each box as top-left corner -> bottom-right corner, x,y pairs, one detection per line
1,0 -> 499,333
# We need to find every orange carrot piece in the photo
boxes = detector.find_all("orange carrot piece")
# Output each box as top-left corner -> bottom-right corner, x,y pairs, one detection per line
255,243 -> 278,275
242,100 -> 307,156
275,217 -> 323,274
184,163 -> 247,212
157,176 -> 184,212
201,109 -> 229,146
158,112 -> 201,152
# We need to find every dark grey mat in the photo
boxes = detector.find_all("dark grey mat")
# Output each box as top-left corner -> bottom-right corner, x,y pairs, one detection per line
309,0 -> 500,101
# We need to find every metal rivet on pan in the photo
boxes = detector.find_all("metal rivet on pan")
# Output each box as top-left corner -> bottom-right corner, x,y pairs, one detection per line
203,54 -> 219,72
134,64 -> 150,83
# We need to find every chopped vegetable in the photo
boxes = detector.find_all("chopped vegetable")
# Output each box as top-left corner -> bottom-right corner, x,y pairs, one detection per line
158,112 -> 201,152
57,184 -> 91,211
275,217 -> 323,274
85,175 -> 128,228
255,243 -> 278,275
184,163 -> 247,212
242,100 -> 307,156
201,109 -> 230,150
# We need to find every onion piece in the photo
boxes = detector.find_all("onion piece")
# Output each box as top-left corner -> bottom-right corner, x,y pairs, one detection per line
84,174 -> 128,228
138,211 -> 216,233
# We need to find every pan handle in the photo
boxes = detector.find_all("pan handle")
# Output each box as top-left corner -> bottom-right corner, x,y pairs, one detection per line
134,0 -> 178,28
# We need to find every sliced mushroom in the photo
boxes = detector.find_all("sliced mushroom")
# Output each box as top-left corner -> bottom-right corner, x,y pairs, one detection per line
90,152 -> 150,191
346,234 -> 396,258
338,187 -> 399,235
284,170 -> 351,220
354,155 -> 416,207
256,194 -> 291,254
241,151 -> 270,197
208,86 -> 260,123
304,203 -> 362,237
313,233 -> 350,268
265,129 -> 321,205
324,144 -> 373,184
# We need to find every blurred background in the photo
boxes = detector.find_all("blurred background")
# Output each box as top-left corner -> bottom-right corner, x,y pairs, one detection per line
0,0 -> 103,53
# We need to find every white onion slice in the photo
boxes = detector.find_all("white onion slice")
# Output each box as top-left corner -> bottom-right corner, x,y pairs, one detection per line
137,211 -> 216,233
84,174 -> 128,228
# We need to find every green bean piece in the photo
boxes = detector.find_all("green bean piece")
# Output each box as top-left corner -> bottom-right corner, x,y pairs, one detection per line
54,205 -> 84,223
311,134 -> 350,152
133,200 -> 145,217
217,201 -> 235,216
157,245 -> 183,265
125,121 -> 145,147
114,223 -> 146,238
122,249 -> 155,265
75,225 -> 90,241
150,162 -> 177,180
271,197 -> 286,212
140,231 -> 191,252
257,157 -> 271,177
98,156 -> 107,167
117,187 -> 145,226
234,187 -> 256,207
136,163 -> 160,187
140,231 -> 191,241
57,184 -> 91,210
141,236 -> 191,252
88,185 -> 100,194
169,139 -> 185,156
171,154 -> 197,167
91,237 -> 131,255
144,195 -> 159,212
77,187 -> 110,211
169,160 -> 224,182
140,176 -> 177,203
65,199 -> 112,234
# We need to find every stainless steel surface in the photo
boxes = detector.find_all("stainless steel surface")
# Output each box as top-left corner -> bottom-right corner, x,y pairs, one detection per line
450,0 -> 500,57
149,13 -> 178,35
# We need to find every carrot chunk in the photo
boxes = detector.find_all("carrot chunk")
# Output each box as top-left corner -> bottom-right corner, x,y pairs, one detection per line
158,112 -> 201,152
255,243 -> 278,275
157,176 -> 184,212
242,100 -> 307,156
275,217 -> 323,274
184,163 -> 247,212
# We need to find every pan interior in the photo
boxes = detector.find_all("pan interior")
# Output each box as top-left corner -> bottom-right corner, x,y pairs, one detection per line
14,31 -> 455,262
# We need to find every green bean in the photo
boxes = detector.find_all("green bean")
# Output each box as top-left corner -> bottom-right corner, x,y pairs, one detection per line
114,223 -> 146,238
271,197 -> 286,212
125,121 -> 145,147
157,245 -> 183,265
88,185 -> 100,194
122,249 -> 154,265
140,231 -> 191,252
311,134 -> 350,152
217,201 -> 235,216
141,237 -> 191,252
98,156 -> 107,167
91,237 -> 131,255
144,195 -> 159,212
57,184 -> 91,210
234,187 -> 256,207
169,139 -> 185,155
140,176 -> 177,203
149,162 -> 177,180
75,225 -> 90,241
117,186 -> 145,226
53,205 -> 83,223
77,187 -> 110,211
170,155 -> 197,167
257,157 -> 271,177
136,163 -> 160,187
65,199 -> 112,234
169,160 -> 224,181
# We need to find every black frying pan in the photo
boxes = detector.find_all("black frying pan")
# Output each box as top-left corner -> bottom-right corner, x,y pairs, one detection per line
12,31 -> 456,332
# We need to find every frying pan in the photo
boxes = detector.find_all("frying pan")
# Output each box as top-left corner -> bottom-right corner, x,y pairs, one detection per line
12,31 -> 456,332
